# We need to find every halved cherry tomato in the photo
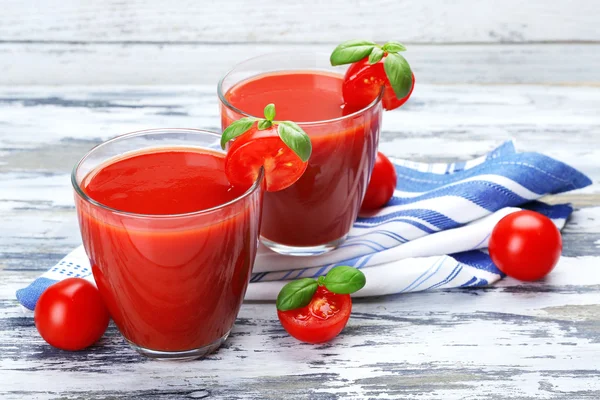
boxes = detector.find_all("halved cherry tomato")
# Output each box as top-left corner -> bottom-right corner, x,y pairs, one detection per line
277,286 -> 351,344
361,152 -> 397,211
225,127 -> 308,192
489,210 -> 562,281
34,278 -> 110,351
343,56 -> 415,111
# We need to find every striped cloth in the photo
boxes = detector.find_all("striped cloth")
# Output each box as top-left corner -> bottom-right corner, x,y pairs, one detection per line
16,141 -> 591,309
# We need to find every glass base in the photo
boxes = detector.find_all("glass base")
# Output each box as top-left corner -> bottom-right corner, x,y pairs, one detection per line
261,235 -> 347,256
126,330 -> 230,361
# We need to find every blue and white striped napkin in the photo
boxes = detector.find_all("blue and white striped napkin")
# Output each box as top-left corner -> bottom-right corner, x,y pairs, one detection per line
16,141 -> 591,309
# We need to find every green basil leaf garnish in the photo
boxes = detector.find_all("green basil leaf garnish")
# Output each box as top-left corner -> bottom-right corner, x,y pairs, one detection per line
323,266 -> 366,295
383,53 -> 413,99
263,103 -> 276,121
277,121 -> 312,162
276,278 -> 318,311
257,119 -> 272,130
382,41 -> 407,53
220,117 -> 255,149
221,104 -> 312,165
368,47 -> 385,64
330,39 -> 376,66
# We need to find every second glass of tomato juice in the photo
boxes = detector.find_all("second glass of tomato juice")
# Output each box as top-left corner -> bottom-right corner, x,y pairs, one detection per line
72,129 -> 264,360
218,53 -> 383,255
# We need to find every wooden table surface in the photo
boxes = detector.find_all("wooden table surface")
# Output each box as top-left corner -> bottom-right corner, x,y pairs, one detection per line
1,1 -> 600,399
1,83 -> 599,399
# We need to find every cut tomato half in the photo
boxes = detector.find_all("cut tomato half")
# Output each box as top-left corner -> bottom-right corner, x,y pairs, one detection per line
277,286 -> 352,344
225,127 -> 308,192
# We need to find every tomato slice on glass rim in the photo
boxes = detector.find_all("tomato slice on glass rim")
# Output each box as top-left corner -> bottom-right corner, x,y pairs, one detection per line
329,40 -> 415,112
277,286 -> 352,344
225,127 -> 308,192
343,57 -> 415,112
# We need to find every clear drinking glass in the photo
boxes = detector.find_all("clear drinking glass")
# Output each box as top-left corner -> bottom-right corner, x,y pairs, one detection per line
72,129 -> 264,360
218,52 -> 383,256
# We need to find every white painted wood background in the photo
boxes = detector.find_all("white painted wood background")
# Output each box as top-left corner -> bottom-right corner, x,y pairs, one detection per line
1,1 -> 599,399
1,0 -> 599,85
2,0 -> 599,43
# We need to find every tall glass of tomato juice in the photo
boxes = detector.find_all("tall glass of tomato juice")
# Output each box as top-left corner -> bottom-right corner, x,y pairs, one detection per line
218,52 -> 383,256
72,129 -> 264,360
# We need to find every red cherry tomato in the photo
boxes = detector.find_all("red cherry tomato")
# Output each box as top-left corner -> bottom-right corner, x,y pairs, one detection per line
343,56 -> 415,111
489,210 -> 562,281
361,152 -> 397,211
277,286 -> 351,344
225,126 -> 308,192
34,278 -> 110,351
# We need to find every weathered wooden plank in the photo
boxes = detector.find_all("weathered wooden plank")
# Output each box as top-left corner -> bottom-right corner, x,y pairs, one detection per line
1,0 -> 598,43
1,84 -> 598,183
1,43 -> 599,85
2,254 -> 600,399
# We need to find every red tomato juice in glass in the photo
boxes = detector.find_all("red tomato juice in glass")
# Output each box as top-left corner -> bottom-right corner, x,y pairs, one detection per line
221,69 -> 382,254
73,130 -> 263,359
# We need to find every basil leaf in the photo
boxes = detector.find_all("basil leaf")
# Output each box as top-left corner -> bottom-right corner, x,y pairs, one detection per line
330,40 -> 376,66
220,118 -> 255,149
277,121 -> 312,162
383,53 -> 413,99
276,278 -> 318,311
382,41 -> 407,53
264,103 -> 276,121
368,47 -> 384,64
323,266 -> 366,295
257,119 -> 272,130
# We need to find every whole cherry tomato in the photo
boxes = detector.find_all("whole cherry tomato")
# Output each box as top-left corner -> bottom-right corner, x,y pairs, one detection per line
343,56 -> 415,111
277,286 -> 352,344
34,278 -> 110,351
489,210 -> 562,281
361,152 -> 397,211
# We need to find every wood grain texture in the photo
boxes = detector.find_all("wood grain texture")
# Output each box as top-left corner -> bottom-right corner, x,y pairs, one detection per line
1,84 -> 599,399
2,258 -> 600,399
1,43 -> 600,85
1,0 -> 599,43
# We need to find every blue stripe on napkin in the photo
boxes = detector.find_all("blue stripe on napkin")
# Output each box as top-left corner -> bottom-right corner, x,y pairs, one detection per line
17,277 -> 58,311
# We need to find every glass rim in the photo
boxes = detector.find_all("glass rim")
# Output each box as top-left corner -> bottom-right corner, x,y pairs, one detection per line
71,128 -> 264,219
217,51 -> 384,125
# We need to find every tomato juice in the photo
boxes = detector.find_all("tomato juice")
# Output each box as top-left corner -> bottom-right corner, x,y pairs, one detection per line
221,70 -> 382,252
73,140 -> 263,356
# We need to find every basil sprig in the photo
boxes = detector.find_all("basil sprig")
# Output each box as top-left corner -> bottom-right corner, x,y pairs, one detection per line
276,266 -> 367,311
330,39 -> 413,99
221,103 -> 312,162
